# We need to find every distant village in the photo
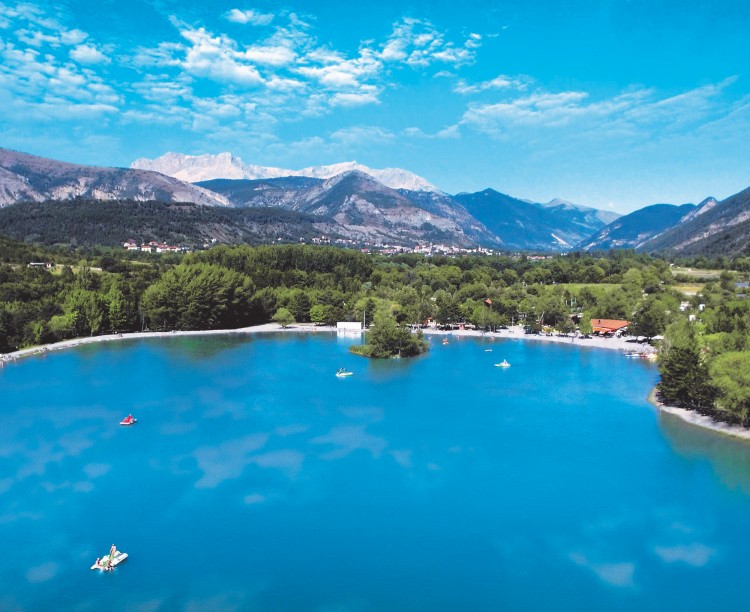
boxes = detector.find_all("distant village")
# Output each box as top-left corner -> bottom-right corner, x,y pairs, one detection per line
122,235 -> 553,259
307,235 -> 549,258
123,240 -> 191,253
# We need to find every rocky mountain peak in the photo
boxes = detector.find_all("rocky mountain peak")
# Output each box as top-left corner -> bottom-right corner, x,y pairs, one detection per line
131,152 -> 439,193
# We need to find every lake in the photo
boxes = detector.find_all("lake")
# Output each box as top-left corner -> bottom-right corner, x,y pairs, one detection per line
2,332 -> 750,610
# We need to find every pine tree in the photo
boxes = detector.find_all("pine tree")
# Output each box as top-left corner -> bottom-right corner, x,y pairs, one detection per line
658,321 -> 717,412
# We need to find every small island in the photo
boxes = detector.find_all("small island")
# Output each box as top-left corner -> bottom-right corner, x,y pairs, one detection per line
349,311 -> 428,358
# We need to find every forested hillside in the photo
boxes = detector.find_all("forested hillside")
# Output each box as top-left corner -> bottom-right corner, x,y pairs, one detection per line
0,199 -> 326,247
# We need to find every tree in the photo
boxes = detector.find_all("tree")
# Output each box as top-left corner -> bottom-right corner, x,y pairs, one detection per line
556,317 -> 575,335
622,267 -> 644,289
578,317 -> 593,335
658,320 -> 717,412
140,263 -> 254,331
631,299 -> 668,340
289,290 -> 311,323
434,291 -> 461,326
272,307 -> 295,328
309,304 -> 330,325
352,311 -> 427,358
710,352 -> 750,425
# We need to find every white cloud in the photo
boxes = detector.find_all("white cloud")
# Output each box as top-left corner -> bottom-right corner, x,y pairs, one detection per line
330,91 -> 380,107
125,10 -> 486,123
436,124 -> 461,139
654,543 -> 717,567
59,28 -> 87,46
380,18 -> 480,68
401,124 -> 461,140
0,4 -> 496,142
454,74 -> 532,95
266,76 -> 306,92
132,42 -> 183,67
458,83 -> 732,140
225,8 -> 274,26
297,48 -> 382,89
26,562 -> 60,584
569,552 -> 635,588
465,32 -> 482,49
132,76 -> 191,103
15,28 -> 61,47
178,25 -> 264,87
330,125 -> 395,145
244,45 -> 296,67
243,493 -> 266,504
70,43 -> 110,65
0,40 -> 121,113
7,5 -> 88,48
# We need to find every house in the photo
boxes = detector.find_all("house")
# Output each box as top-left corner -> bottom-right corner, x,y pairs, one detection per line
337,322 -> 363,334
591,319 -> 630,335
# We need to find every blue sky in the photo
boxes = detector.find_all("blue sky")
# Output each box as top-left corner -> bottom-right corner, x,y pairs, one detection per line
1,0 -> 749,212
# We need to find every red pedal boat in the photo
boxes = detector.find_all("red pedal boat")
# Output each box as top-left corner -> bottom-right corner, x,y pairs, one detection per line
120,414 -> 137,426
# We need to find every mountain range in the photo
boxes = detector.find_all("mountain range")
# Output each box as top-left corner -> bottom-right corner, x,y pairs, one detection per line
194,172 -> 499,247
634,190 -> 750,256
0,148 -> 228,208
455,189 -> 619,251
1,147 -> 748,256
578,203 -> 699,251
133,151 -> 618,250
132,152 -> 437,192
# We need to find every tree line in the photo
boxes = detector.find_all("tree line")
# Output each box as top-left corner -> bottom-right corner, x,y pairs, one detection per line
2,238 -> 750,425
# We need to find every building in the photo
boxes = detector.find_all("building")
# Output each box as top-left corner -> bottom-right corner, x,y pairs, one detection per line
337,322 -> 363,334
591,319 -> 630,335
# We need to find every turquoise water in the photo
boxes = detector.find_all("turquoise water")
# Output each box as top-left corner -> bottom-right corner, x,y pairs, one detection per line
2,333 -> 750,610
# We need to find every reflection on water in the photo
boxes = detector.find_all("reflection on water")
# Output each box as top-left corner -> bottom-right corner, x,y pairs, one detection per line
659,410 -> 750,495
2,334 -> 750,610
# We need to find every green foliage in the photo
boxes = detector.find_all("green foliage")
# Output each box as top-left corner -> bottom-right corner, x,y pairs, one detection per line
141,263 -> 254,330
4,234 -> 750,429
289,290 -> 311,323
309,304 -> 330,325
352,311 -> 428,358
0,200 -> 322,248
710,352 -> 750,425
272,307 -> 295,328
631,297 -> 673,339
658,320 -> 717,412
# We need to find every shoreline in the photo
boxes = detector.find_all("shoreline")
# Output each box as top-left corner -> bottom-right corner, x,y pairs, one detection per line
0,323 -> 338,364
5,322 -> 748,442
2,324 -> 656,364
422,325 -> 657,355
647,388 -> 750,442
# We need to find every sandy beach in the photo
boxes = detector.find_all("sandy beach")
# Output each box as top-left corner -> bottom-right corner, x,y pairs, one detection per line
648,389 -> 750,442
425,325 -> 657,355
8,322 -> 743,443
0,322 -> 336,364
1,323 -> 655,364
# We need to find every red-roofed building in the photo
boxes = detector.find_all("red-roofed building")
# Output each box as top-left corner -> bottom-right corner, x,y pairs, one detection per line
591,319 -> 630,335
